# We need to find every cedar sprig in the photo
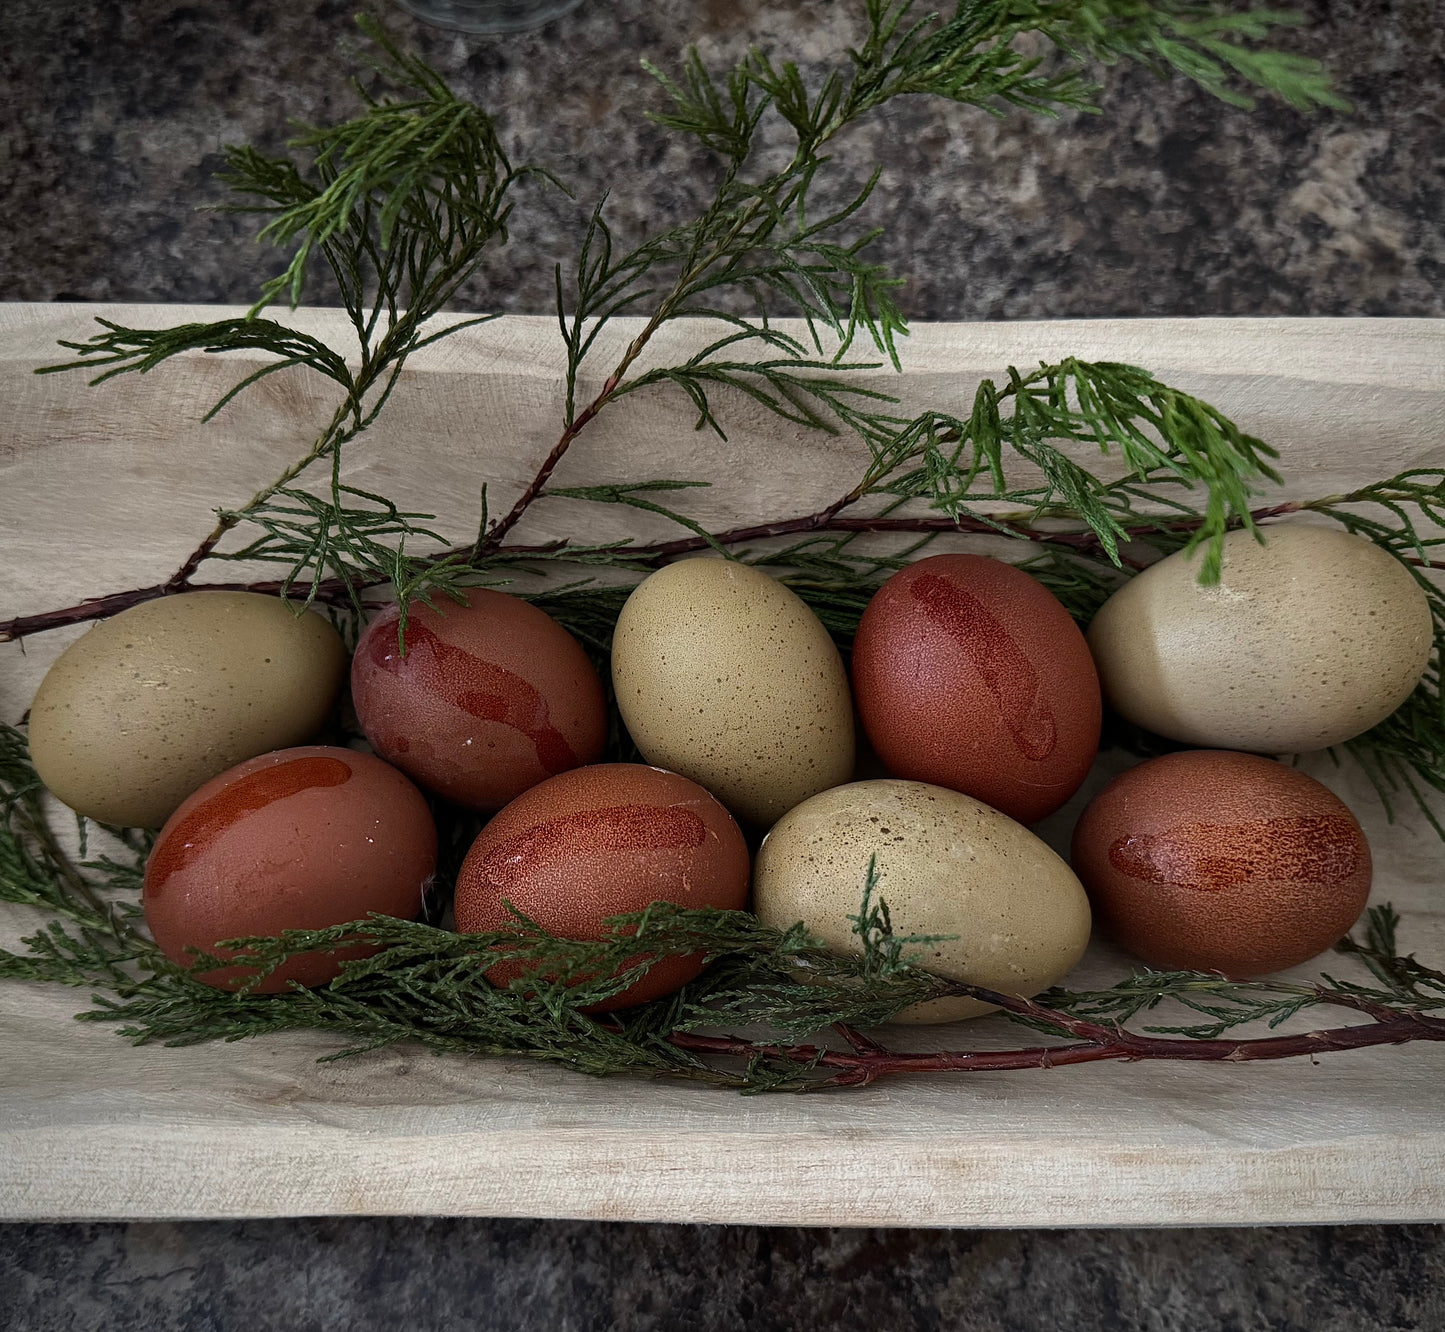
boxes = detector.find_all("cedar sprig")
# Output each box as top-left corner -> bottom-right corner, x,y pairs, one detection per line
35,16 -> 528,614
31,1 -> 1332,618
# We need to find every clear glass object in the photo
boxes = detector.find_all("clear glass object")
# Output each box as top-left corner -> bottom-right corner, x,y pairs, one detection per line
392,0 -> 584,35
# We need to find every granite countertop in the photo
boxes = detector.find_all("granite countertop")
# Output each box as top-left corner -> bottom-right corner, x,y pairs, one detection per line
2,0 -> 1441,319
2,0 -> 1443,1328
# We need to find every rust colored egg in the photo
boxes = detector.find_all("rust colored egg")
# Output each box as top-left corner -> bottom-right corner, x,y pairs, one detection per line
1071,750 -> 1372,976
454,763 -> 750,1009
351,590 -> 607,812
143,746 -> 437,992
851,554 -> 1101,823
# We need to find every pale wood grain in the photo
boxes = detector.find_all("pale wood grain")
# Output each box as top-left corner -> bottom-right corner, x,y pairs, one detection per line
1,305 -> 1442,1225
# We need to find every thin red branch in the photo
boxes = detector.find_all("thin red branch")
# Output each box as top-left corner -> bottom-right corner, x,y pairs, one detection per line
670,1001 -> 1445,1088
479,311 -> 672,554
164,525 -> 236,594
0,502 -> 1313,645
0,577 -> 359,643
609,509 -> 1163,564
477,390 -> 615,556
831,1022 -> 886,1055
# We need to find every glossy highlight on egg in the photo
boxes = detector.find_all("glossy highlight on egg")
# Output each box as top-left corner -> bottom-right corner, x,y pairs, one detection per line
142,745 -> 438,991
454,763 -> 750,1008
1071,749 -> 1372,976
851,554 -> 1101,823
351,590 -> 608,812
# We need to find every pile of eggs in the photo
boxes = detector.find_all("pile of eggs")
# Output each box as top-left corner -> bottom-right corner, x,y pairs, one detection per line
25,521 -> 1432,1016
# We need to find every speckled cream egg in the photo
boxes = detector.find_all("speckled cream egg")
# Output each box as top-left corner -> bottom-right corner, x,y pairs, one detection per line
753,779 -> 1092,1022
1087,524 -> 1432,752
143,745 -> 437,992
351,591 -> 607,812
851,554 -> 1101,823
454,763 -> 750,1009
611,559 -> 854,826
1071,750 -> 1372,976
28,592 -> 347,828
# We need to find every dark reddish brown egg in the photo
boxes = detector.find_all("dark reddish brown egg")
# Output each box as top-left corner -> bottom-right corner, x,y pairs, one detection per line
454,763 -> 750,1009
143,746 -> 437,992
1071,750 -> 1372,976
351,591 -> 607,812
851,554 -> 1101,823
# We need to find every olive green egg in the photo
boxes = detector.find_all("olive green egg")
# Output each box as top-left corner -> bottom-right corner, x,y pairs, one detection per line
1087,523 -> 1432,753
27,591 -> 347,828
611,558 -> 854,827
753,779 -> 1092,1022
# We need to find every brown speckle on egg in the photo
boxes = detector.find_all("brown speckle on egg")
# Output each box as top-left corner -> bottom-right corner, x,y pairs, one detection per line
1071,749 -> 1372,976
610,559 -> 854,827
1087,524 -> 1431,753
27,592 -> 347,829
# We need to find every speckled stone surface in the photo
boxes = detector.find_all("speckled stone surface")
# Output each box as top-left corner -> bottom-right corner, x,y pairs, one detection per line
0,1219 -> 1442,1330
2,0 -> 1443,1324
0,0 -> 1441,317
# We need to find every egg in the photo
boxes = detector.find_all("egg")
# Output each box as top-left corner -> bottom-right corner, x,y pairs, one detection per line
851,553 -> 1101,823
753,779 -> 1092,1022
351,590 -> 607,811
1087,524 -> 1432,752
454,763 -> 750,1009
28,592 -> 347,828
143,745 -> 437,992
611,559 -> 854,826
1070,749 -> 1372,976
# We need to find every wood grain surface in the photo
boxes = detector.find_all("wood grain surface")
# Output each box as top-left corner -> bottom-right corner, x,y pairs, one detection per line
1,304 -> 1442,1226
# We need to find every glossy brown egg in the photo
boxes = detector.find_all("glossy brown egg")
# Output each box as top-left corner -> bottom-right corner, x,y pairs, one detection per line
351,591 -> 607,812
1071,750 -> 1372,976
454,763 -> 750,1009
143,746 -> 437,992
851,554 -> 1101,823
